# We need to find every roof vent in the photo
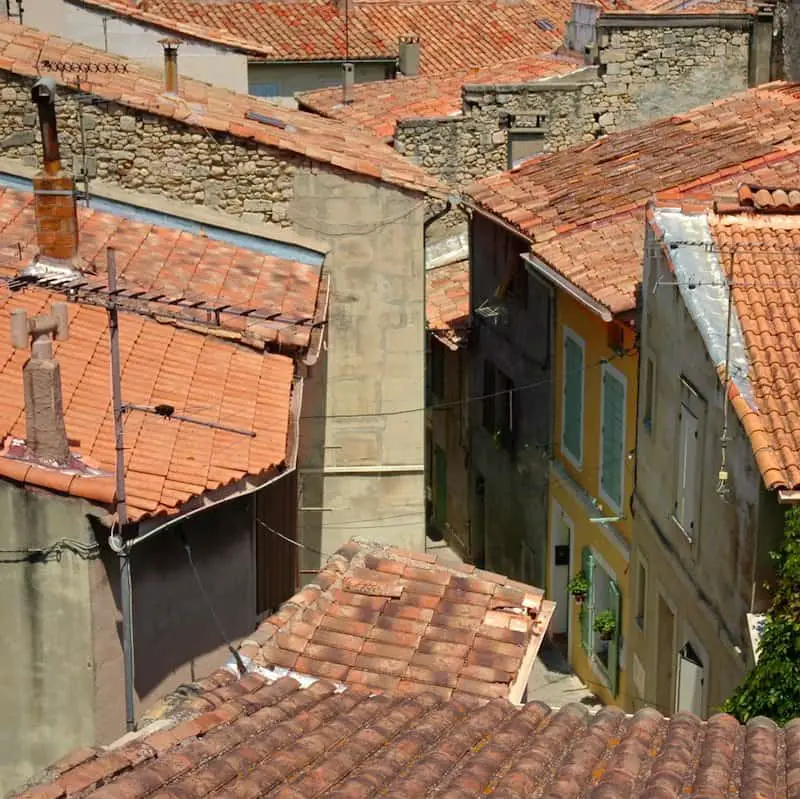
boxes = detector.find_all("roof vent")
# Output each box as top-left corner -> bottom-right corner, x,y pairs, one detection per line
342,62 -> 354,105
535,18 -> 555,30
245,110 -> 289,130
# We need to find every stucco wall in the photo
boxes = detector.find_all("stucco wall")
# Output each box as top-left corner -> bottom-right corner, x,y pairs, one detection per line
21,0 -> 249,93
396,18 -> 753,194
468,214 -> 553,585
0,483 -> 100,797
630,229 -> 782,715
294,168 -> 426,569
91,495 -> 256,744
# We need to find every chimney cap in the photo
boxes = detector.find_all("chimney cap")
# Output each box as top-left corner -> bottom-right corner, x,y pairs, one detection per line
158,37 -> 182,50
31,77 -> 57,105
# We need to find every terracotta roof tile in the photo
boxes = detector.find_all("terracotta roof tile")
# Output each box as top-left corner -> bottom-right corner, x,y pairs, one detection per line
245,538 -> 552,702
467,82 -> 800,314
0,21 -> 443,196
0,288 -> 294,520
299,54 -> 582,138
426,260 -> 469,350
79,0 -> 574,74
15,672 -> 800,798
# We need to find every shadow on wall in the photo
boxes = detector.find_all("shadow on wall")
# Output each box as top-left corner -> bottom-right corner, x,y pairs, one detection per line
92,496 -> 257,708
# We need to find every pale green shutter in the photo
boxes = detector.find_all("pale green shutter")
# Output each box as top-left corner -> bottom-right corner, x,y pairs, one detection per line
601,370 -> 625,508
563,337 -> 583,463
580,547 -> 594,652
608,579 -> 622,697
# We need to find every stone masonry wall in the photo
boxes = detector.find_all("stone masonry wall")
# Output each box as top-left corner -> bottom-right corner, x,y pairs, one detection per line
0,77 -> 297,226
396,19 -> 752,196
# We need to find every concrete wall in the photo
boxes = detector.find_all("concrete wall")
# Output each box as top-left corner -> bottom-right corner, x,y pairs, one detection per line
249,61 -> 394,107
468,214 -> 553,585
630,228 -> 783,715
21,0 -> 249,93
0,483 -> 100,796
91,495 -> 257,744
295,169 -> 426,571
395,16 -> 755,195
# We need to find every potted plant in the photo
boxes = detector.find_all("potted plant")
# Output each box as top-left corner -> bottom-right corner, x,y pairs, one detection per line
593,609 -> 617,641
567,571 -> 590,604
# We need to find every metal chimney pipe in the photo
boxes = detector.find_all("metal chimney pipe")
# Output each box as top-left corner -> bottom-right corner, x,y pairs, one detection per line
342,62 -> 354,105
31,78 -> 61,175
398,34 -> 420,77
159,38 -> 181,94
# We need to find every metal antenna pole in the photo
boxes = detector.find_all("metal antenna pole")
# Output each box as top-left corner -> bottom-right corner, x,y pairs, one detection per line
107,247 -> 136,732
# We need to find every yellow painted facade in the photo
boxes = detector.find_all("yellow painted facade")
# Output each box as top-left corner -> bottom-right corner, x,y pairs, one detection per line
547,290 -> 639,709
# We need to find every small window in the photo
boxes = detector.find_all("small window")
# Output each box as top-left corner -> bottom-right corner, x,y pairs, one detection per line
635,557 -> 647,631
483,360 -> 517,452
508,130 -> 545,168
643,355 -> 655,434
562,329 -> 584,468
599,365 -> 626,512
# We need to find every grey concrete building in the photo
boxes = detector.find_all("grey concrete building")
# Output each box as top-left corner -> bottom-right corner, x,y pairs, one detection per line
629,198 -> 794,717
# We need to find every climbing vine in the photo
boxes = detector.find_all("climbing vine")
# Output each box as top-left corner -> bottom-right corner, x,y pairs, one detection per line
721,506 -> 800,724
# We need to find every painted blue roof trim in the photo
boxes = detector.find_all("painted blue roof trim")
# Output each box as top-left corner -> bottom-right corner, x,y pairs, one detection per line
0,172 -> 325,267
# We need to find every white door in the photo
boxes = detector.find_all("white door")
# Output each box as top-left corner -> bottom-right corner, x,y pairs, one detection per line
676,642 -> 705,716
549,503 -> 573,636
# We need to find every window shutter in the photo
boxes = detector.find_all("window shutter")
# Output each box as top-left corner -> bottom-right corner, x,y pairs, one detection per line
600,370 -> 625,508
608,578 -> 622,697
676,404 -> 699,534
580,547 -> 594,652
563,337 -> 584,463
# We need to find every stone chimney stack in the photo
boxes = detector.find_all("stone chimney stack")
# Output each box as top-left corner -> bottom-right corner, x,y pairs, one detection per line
10,303 -> 71,463
31,78 -> 79,265
398,35 -> 420,77
160,38 -> 181,94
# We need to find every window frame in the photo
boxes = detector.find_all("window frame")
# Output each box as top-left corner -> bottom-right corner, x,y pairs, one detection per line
642,354 -> 656,435
598,362 -> 627,514
672,379 -> 705,543
635,554 -> 648,632
561,327 -> 585,470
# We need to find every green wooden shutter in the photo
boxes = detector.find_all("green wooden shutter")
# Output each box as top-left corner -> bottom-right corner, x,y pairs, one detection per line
580,547 -> 594,652
600,369 -> 625,508
608,578 -> 622,697
563,336 -> 584,463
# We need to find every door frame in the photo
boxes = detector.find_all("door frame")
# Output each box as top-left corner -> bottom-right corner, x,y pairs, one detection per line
549,499 -> 574,653
676,622 -> 709,716
655,584 -> 678,715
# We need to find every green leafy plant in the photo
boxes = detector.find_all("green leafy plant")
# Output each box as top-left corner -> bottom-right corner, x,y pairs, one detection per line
721,506 -> 800,725
593,609 -> 617,640
567,571 -> 590,601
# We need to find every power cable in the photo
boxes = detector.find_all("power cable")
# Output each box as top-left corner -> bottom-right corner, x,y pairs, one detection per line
182,533 -> 246,676
256,519 -> 335,562
0,537 -> 100,564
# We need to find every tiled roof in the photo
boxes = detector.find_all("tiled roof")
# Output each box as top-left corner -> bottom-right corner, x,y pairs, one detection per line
426,260 -> 469,350
298,55 -> 582,139
0,185 -> 322,349
466,82 -> 800,315
0,22 -> 444,197
74,0 -> 573,73
14,671 -> 800,799
239,539 -> 554,701
0,288 -> 295,520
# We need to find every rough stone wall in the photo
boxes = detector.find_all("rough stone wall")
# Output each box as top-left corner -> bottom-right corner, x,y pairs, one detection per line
396,20 -> 751,194
0,78 -> 297,226
598,24 -> 751,131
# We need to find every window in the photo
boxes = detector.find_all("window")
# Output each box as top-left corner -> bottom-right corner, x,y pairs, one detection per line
599,365 -> 626,512
674,380 -> 704,541
580,547 -> 622,697
429,337 -> 446,403
642,355 -> 656,434
562,329 -> 584,467
482,361 -> 517,452
508,130 -> 545,168
635,557 -> 647,631
249,82 -> 280,98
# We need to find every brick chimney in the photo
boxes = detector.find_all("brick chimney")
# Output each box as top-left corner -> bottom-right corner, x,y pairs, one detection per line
159,38 -> 181,94
10,303 -> 71,463
31,78 -> 79,265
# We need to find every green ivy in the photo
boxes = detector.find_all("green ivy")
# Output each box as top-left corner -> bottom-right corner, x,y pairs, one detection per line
721,506 -> 800,724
